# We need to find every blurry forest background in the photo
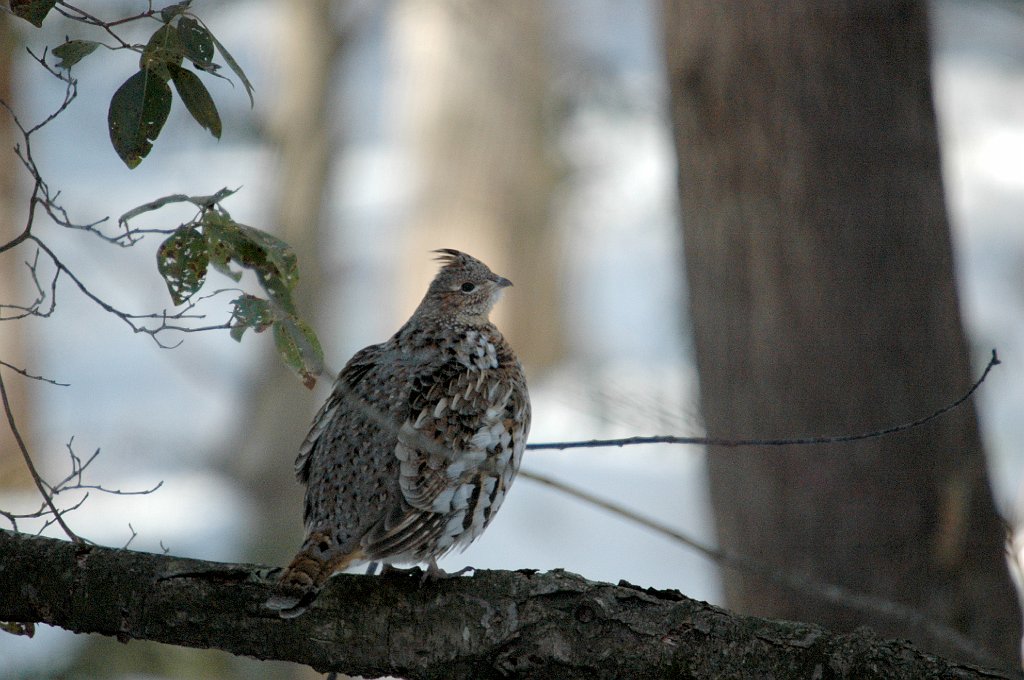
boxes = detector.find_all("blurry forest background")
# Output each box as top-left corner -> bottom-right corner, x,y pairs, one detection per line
1,0 -> 1024,677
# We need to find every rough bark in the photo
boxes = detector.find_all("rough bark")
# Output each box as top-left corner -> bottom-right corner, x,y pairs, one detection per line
662,0 -> 1019,665
0,531 -> 1013,680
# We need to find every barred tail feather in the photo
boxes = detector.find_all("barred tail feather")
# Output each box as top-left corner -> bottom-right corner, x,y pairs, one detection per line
265,532 -> 364,618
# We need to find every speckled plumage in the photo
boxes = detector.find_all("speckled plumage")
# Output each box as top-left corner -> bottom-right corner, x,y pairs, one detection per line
266,249 -> 531,617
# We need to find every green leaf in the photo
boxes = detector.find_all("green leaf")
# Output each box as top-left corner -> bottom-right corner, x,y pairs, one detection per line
156,227 -> 209,305
10,0 -> 57,27
229,294 -> 273,341
203,214 -> 299,305
108,69 -> 173,169
52,40 -> 100,70
205,225 -> 243,282
238,226 -> 298,292
160,0 -> 192,23
170,65 -> 222,139
140,24 -> 184,81
177,17 -> 215,69
208,30 -> 254,107
118,187 -> 238,226
273,315 -> 324,389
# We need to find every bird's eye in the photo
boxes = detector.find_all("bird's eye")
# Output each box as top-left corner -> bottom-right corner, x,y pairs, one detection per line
460,282 -> 476,292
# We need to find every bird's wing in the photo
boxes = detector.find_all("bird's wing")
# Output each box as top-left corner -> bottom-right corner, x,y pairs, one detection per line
359,361 -> 528,559
294,343 -> 383,484
395,362 -> 511,512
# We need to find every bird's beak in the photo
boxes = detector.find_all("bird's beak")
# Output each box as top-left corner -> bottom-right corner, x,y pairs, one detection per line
491,275 -> 513,288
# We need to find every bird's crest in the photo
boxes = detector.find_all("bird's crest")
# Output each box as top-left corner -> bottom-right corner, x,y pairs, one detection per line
432,248 -> 469,270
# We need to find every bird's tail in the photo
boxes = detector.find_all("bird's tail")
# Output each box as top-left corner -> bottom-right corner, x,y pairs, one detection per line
265,531 -> 365,618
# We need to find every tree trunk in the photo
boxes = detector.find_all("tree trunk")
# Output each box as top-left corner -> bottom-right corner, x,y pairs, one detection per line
229,0 -> 342,569
662,0 -> 1019,665
0,8 -> 33,489
392,0 -> 564,373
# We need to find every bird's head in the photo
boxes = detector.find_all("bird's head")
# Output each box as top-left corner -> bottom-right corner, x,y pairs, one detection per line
417,249 -> 512,325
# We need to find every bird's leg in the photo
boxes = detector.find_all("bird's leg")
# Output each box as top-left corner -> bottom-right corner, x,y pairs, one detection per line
365,561 -> 379,576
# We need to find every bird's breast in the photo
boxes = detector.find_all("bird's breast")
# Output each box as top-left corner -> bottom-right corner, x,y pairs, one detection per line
453,328 -> 501,371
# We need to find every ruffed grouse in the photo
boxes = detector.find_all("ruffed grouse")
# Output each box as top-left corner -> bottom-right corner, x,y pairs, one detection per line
266,249 -> 531,617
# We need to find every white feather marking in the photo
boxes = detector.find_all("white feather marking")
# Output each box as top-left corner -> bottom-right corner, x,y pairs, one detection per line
463,449 -> 487,464
431,485 -> 456,512
482,476 -> 497,497
471,428 -> 500,450
491,485 -> 506,513
452,483 -> 472,510
395,440 -> 414,462
444,511 -> 467,537
433,397 -> 448,418
414,408 -> 430,429
446,459 -> 468,479
470,488 -> 489,536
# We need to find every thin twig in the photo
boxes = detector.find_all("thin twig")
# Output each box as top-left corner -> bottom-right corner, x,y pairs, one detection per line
0,360 -> 68,387
527,350 -> 1001,451
0,366 -> 81,543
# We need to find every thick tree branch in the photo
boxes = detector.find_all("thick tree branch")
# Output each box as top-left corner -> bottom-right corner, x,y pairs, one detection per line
0,531 -> 1012,679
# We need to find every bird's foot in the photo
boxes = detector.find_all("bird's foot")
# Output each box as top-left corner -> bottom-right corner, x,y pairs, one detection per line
421,559 -> 474,583
376,560 -> 475,584
264,589 -> 317,619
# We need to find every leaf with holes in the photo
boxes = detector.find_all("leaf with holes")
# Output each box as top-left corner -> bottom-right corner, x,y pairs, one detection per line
170,65 -> 222,138
156,227 -> 209,305
273,315 -> 324,389
108,69 -> 173,168
204,214 -> 298,307
52,40 -> 100,70
10,0 -> 57,27
177,17 -> 215,70
229,294 -> 274,342
237,224 -> 298,293
140,24 -> 184,81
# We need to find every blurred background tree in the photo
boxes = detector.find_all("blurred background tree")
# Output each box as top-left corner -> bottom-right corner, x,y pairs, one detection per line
663,0 -> 1019,663
0,8 -> 32,489
393,0 -> 565,373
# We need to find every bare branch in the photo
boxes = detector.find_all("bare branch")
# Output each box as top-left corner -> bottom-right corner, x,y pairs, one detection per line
527,349 -> 1001,452
0,367 -> 81,543
0,426 -> 162,537
0,250 -> 59,320
53,1 -> 158,51
0,359 -> 68,386
0,530 -> 1013,679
